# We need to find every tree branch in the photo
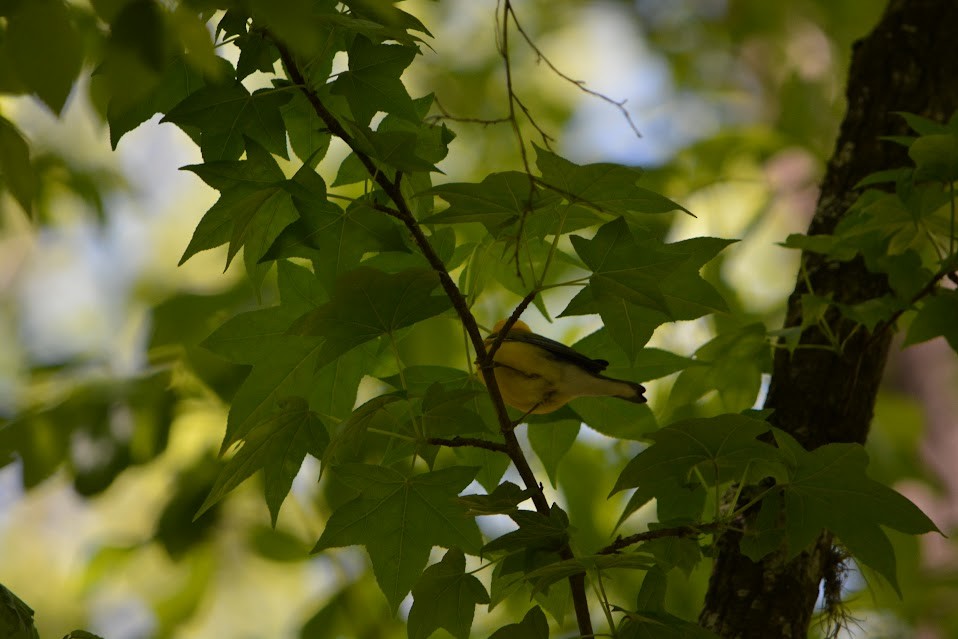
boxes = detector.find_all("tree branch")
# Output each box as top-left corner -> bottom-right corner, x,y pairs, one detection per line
272,34 -> 594,638
428,436 -> 509,453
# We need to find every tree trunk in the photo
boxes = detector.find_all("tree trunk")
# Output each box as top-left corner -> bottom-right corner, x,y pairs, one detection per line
699,1 -> 958,636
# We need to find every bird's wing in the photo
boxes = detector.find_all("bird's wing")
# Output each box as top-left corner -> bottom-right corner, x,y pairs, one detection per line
489,330 -> 609,374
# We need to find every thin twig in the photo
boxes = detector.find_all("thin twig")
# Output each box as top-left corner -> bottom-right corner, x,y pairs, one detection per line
505,2 -> 641,140
426,97 -> 512,126
428,436 -> 509,453
598,521 -> 724,555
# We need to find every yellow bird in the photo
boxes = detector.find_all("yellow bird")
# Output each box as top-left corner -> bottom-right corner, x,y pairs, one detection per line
478,319 -> 647,414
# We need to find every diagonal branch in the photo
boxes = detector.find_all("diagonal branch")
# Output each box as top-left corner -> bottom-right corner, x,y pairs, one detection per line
271,35 -> 595,638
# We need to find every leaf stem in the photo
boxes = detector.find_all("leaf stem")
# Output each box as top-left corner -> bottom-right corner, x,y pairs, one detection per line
594,569 -> 619,637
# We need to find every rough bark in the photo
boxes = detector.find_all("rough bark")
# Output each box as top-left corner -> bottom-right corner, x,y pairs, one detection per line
699,1 -> 958,637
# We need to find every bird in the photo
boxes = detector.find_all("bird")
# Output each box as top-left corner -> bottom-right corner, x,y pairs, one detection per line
477,319 -> 646,414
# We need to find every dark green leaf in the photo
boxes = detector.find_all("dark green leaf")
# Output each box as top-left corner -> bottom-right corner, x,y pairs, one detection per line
668,324 -> 771,412
523,553 -> 655,595
313,464 -> 481,609
773,429 -> 940,595
199,397 -> 328,525
536,145 -> 689,216
528,419 -> 579,487
279,84 -> 332,167
0,115 -> 35,212
904,290 -> 958,351
419,383 -> 487,438
5,0 -> 82,113
568,219 -> 732,339
290,267 -> 451,368
0,583 -> 38,639
612,413 -> 784,495
179,139 -> 297,274
457,482 -> 530,516
897,111 -> 951,136
424,172 -> 558,232
330,36 -> 418,125
635,567 -> 667,612
106,55 -> 210,148
163,83 -> 292,160
488,606 -> 549,639
407,548 -> 489,639
909,133 -> 958,182
638,534 -> 702,575
616,478 -> 706,532
619,609 -> 720,639
482,506 -> 569,554
454,446 -> 510,493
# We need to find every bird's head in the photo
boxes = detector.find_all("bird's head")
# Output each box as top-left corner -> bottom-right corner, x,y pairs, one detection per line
491,318 -> 531,335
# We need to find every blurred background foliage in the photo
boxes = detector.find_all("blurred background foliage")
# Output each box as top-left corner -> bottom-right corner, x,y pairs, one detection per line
0,1 -> 954,638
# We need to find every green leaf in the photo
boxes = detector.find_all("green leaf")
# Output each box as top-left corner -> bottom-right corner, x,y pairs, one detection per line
567,219 -> 732,340
263,178 -> 407,290
897,111 -> 951,136
619,610 -> 720,639
773,429 -> 940,595
575,396 -> 658,440
909,133 -> 958,182
106,55 -> 209,148
0,115 -> 35,213
163,83 -> 292,160
223,338 -> 322,451
235,28 -> 279,80
202,261 -> 326,364
904,290 -> 958,351
350,126 -> 441,174
668,323 -> 771,412
457,482 -> 530,516
330,36 -> 418,125
739,490 -> 786,561
0,583 -> 38,639
838,296 -> 904,331
424,172 -> 558,232
535,145 -> 688,216
523,553 -> 655,595
313,464 -> 481,609
290,267 -> 451,368
635,567 -> 667,611
179,139 -> 297,274
279,83 -> 332,168
528,419 -> 579,487
454,446 -> 510,493
419,384 -> 487,438
407,548 -> 489,639
611,413 -> 784,495
198,397 -> 328,526
638,534 -> 702,575
616,478 -> 706,531
321,394 -> 405,468
4,0 -> 82,113
482,506 -> 569,555
488,606 -> 549,639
